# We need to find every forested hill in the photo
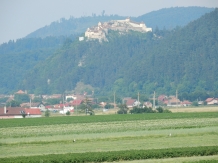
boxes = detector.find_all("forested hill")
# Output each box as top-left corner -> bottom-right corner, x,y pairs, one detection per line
22,9 -> 218,96
0,35 -> 77,94
135,7 -> 214,29
26,15 -> 125,39
26,7 -> 213,39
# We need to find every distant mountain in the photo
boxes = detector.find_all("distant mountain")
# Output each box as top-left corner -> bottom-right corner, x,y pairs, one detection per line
135,7 -> 214,29
26,7 -> 214,39
0,7 -> 216,95
22,9 -> 218,97
26,15 -> 125,39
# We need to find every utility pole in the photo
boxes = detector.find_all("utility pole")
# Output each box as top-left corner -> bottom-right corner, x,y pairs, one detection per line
176,89 -> 178,109
153,91 -> 156,110
138,92 -> 140,107
114,92 -> 116,109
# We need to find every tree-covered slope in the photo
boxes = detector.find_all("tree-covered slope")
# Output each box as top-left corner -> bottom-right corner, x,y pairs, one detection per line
135,7 -> 214,29
26,7 -> 214,39
22,9 -> 218,96
0,36 -> 76,94
26,15 -> 125,39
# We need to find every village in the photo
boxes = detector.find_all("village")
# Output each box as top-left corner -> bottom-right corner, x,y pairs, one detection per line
0,89 -> 217,119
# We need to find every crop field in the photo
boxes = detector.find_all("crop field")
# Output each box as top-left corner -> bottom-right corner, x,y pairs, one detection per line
0,112 -> 218,162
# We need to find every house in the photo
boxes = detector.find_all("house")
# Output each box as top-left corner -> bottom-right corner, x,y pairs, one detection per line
25,108 -> 42,118
167,96 -> 181,107
205,98 -> 218,105
143,102 -> 152,108
158,95 -> 168,102
181,100 -> 192,107
125,98 -> 140,108
20,102 -> 45,110
71,99 -> 83,106
0,107 -> 41,119
15,90 -> 26,94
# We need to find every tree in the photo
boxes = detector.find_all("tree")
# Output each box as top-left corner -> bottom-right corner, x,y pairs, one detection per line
45,98 -> 61,105
66,110 -> 70,115
6,100 -> 21,107
32,97 -> 42,103
82,97 -> 93,115
21,111 -> 27,118
117,104 -> 128,114
156,107 -> 164,113
45,109 -> 50,117
104,103 -> 114,109
14,94 -> 30,103
192,101 -> 199,107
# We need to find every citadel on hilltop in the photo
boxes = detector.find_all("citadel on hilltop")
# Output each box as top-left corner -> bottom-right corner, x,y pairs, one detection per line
84,18 -> 152,41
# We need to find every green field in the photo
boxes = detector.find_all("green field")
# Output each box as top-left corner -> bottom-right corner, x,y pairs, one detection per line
0,112 -> 218,162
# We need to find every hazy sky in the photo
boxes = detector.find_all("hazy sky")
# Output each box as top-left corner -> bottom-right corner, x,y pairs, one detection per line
0,0 -> 218,44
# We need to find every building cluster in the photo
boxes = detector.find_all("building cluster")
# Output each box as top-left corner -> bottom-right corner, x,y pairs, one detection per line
84,18 -> 152,42
0,89 -> 217,119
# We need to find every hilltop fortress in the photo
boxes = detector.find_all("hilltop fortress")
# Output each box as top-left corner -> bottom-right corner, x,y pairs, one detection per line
84,18 -> 152,41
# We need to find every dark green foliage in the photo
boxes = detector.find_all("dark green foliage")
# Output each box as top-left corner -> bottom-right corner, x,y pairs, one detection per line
1,146 -> 218,163
32,97 -> 42,103
156,107 -> 164,113
0,36 -> 71,94
117,104 -> 128,114
26,15 -> 125,38
45,98 -> 61,105
66,110 -> 70,115
6,100 -> 21,107
0,97 -> 8,103
179,90 -> 211,101
21,9 -> 218,96
163,109 -> 172,113
14,94 -> 30,103
130,106 -> 155,114
135,7 -> 214,30
26,7 -> 213,39
0,7 -> 216,95
21,112 -> 27,118
192,101 -> 199,107
104,103 -> 114,109
44,110 -> 50,117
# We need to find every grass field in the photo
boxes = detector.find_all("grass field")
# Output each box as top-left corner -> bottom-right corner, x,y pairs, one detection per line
0,112 -> 218,162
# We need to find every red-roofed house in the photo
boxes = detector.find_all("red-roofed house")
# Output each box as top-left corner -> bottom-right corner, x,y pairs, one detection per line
125,99 -> 140,108
205,98 -> 218,105
0,107 -> 41,118
16,90 -> 25,94
25,108 -> 42,118
158,95 -> 167,102
143,102 -> 152,108
181,100 -> 192,106
71,99 -> 83,106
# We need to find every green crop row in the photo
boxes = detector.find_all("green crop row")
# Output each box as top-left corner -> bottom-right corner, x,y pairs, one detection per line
1,146 -> 218,163
1,112 -> 218,128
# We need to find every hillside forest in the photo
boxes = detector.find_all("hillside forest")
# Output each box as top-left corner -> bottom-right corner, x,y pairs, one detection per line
0,7 -> 217,102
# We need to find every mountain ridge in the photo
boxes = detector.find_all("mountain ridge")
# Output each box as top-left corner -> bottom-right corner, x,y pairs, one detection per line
22,9 -> 218,97
25,7 -> 214,39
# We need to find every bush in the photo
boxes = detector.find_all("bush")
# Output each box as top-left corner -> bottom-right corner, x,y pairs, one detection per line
1,146 -> 218,163
156,107 -> 164,113
117,109 -> 127,114
44,110 -> 50,117
130,106 -> 155,114
66,111 -> 70,115
192,101 -> 199,106
163,109 -> 172,113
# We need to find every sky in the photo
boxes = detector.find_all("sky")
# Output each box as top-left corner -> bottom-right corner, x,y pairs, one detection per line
0,0 -> 218,44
